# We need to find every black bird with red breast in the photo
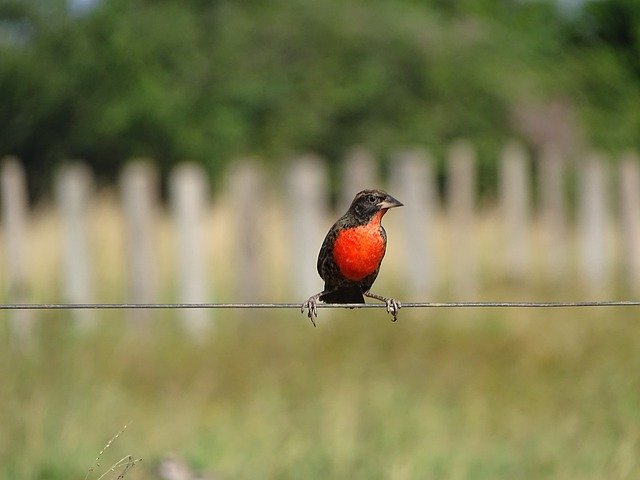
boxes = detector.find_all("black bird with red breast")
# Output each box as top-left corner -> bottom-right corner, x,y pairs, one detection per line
302,189 -> 403,326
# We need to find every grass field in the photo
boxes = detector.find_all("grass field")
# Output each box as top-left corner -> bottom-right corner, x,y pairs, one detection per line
2,195 -> 639,479
2,304 -> 640,479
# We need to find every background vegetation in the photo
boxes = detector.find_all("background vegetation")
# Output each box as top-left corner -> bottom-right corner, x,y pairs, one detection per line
4,305 -> 640,479
1,187 -> 639,479
1,0 -> 640,195
2,2 -> 640,479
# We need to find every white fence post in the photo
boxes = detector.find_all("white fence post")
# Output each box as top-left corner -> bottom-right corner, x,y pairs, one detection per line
227,160 -> 266,303
499,142 -> 531,281
577,153 -> 611,296
1,157 -> 34,344
447,141 -> 478,298
55,162 -> 96,329
286,155 -> 329,299
618,152 -> 640,295
390,148 -> 438,298
538,146 -> 569,282
3,146 -> 639,329
170,163 -> 211,336
120,160 -> 160,328
340,147 -> 379,212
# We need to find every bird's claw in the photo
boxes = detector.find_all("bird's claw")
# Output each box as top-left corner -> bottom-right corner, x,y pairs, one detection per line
385,298 -> 401,322
364,290 -> 401,322
301,298 -> 319,327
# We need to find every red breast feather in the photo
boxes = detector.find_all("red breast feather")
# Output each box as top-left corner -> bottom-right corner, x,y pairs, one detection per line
332,211 -> 387,281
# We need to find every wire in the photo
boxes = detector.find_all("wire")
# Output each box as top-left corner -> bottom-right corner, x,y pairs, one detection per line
0,301 -> 639,310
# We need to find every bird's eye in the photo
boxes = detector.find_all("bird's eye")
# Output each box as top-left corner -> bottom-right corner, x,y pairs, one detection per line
367,195 -> 377,203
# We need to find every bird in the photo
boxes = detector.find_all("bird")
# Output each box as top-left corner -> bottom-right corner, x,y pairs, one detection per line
301,188 -> 403,326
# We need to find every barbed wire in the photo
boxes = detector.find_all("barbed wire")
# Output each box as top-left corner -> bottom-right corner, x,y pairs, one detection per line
0,300 -> 639,310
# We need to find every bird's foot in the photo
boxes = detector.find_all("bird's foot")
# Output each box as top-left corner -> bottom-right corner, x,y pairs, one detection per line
385,298 -> 401,322
301,294 -> 321,327
364,290 -> 401,322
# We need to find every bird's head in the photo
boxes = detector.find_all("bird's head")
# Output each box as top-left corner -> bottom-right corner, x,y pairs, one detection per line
347,189 -> 403,223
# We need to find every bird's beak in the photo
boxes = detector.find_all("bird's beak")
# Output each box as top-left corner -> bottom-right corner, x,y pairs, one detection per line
378,194 -> 403,209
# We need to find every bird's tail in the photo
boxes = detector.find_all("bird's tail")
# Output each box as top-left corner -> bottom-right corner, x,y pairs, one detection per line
320,286 -> 364,304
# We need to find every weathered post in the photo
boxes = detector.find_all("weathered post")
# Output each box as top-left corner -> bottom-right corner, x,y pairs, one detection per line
55,162 -> 96,329
538,146 -> 569,282
170,163 -> 210,336
577,153 -> 611,296
340,147 -> 379,212
227,160 -> 266,303
1,157 -> 33,344
446,141 -> 478,298
499,142 -> 531,281
618,152 -> 640,295
286,155 -> 329,299
390,148 -> 437,298
120,160 -> 160,328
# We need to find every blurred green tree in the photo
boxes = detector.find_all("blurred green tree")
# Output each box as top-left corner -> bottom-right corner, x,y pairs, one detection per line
0,0 -> 638,195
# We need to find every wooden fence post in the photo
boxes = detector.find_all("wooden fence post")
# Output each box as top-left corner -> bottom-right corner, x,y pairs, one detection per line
390,148 -> 437,298
618,152 -> 640,294
499,142 -> 531,281
577,153 -> 611,296
538,146 -> 569,282
120,160 -> 160,328
340,147 -> 378,212
170,163 -> 210,336
286,155 -> 329,299
55,162 -> 96,329
1,157 -> 34,344
228,160 -> 266,303
446,141 -> 478,298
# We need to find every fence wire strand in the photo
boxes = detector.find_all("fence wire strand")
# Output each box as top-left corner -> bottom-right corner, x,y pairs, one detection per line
0,301 -> 639,310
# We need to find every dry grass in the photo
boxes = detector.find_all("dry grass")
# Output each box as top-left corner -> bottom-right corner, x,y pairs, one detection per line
1,194 -> 639,479
2,306 -> 640,479
84,424 -> 141,480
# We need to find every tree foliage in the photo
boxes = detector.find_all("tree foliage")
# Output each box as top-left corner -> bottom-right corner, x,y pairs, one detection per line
1,0 -> 639,193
